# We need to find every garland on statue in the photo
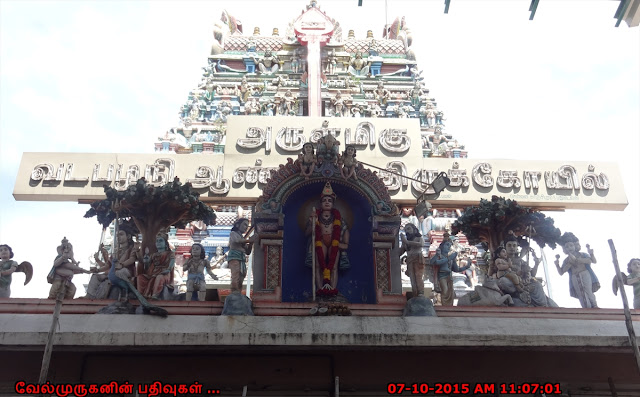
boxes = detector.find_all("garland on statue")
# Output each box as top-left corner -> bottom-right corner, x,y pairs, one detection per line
314,208 -> 341,296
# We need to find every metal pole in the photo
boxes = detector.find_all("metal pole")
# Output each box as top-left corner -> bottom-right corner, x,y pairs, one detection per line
312,207 -> 317,302
608,239 -> 640,377
38,286 -> 65,388
540,249 -> 553,301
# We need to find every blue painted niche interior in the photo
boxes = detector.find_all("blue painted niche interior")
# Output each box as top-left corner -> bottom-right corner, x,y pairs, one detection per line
281,181 -> 375,303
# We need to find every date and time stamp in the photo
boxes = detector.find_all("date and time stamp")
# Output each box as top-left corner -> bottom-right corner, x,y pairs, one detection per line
387,382 -> 562,395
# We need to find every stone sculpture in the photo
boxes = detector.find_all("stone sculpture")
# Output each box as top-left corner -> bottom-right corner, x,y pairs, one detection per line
0,244 -> 32,298
137,233 -> 175,299
228,218 -> 256,294
48,237 -> 90,299
316,133 -> 340,165
555,233 -> 599,308
183,243 -> 216,301
86,228 -> 136,300
400,224 -> 426,297
298,142 -> 317,180
348,51 -> 369,76
339,145 -> 358,180
429,233 -> 469,306
613,258 -> 640,309
255,50 -> 280,74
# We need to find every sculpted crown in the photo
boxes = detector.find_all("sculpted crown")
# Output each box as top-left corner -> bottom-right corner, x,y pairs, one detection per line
321,182 -> 336,199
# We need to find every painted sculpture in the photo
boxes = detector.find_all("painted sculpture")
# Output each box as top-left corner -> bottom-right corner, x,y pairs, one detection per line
400,224 -> 425,297
555,232 -> 599,308
339,145 -> 358,181
305,182 -> 350,298
298,142 -> 317,180
0,244 -> 32,298
429,233 -> 469,306
48,237 -> 90,299
500,234 -> 554,307
348,51 -> 369,76
183,243 -> 216,301
613,258 -> 640,309
137,233 -> 175,299
228,218 -> 256,294
87,228 -> 137,300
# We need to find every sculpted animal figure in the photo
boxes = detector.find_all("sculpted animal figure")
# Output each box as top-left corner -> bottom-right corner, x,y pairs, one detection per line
457,280 -> 513,307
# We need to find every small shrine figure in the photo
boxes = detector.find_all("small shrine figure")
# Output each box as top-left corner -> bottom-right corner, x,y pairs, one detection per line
555,233 -> 599,308
424,103 -> 436,127
183,243 -> 216,301
228,218 -> 256,293
291,48 -> 301,73
316,133 -> 340,165
331,90 -> 346,117
374,81 -> 390,106
48,237 -> 90,300
339,145 -> 358,181
261,98 -> 276,116
400,224 -> 426,297
325,49 -> 337,74
137,233 -> 175,300
348,51 -> 369,76
86,228 -> 137,300
256,50 -> 280,74
280,90 -> 297,116
493,246 -> 524,294
429,233 -> 469,306
298,142 -> 317,180
0,244 -> 32,298
305,182 -> 350,297
244,97 -> 261,115
613,258 -> 640,309
409,80 -> 425,108
238,77 -> 252,103
351,104 -> 363,118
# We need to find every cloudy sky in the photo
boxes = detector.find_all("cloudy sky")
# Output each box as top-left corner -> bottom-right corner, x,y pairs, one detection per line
1,0 -> 638,308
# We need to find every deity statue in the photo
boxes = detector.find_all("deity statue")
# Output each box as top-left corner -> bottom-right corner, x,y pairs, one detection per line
555,233 -> 599,308
493,246 -> 525,295
244,96 -> 261,115
298,142 -> 317,180
238,77 -> 252,103
137,234 -> 175,299
613,258 -> 640,309
48,237 -> 90,299
374,81 -> 390,106
0,244 -> 32,298
305,182 -> 350,297
255,50 -> 280,74
228,218 -> 256,293
351,104 -> 363,118
211,246 -> 227,269
261,98 -> 276,116
348,51 -> 370,76
330,90 -> 346,117
400,224 -> 426,297
339,145 -> 358,180
424,104 -> 436,127
409,80 -> 425,108
290,48 -> 301,73
502,234 -> 556,307
86,228 -> 137,300
280,90 -> 297,116
429,233 -> 469,306
316,133 -> 340,165
183,243 -> 216,301
325,49 -> 338,75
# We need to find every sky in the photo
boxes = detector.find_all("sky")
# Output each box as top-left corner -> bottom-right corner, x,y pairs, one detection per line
0,0 -> 638,308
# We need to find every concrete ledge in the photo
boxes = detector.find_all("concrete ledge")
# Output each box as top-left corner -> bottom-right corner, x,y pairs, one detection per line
0,312 -> 637,351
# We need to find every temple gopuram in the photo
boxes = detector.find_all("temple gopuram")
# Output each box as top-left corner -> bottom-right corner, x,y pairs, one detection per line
4,1 -> 639,395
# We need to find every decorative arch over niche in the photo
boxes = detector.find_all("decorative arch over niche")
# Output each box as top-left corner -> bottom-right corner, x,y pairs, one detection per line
252,158 -> 402,304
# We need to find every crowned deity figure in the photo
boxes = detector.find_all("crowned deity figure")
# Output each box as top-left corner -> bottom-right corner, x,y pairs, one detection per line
305,182 -> 350,298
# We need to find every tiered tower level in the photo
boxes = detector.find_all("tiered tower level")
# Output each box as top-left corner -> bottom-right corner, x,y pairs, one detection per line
155,3 -> 466,159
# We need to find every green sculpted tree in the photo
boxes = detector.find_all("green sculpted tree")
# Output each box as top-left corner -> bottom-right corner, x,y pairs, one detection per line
85,177 -> 216,256
451,195 -> 562,253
